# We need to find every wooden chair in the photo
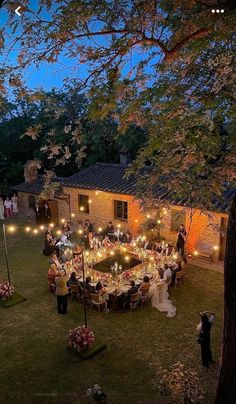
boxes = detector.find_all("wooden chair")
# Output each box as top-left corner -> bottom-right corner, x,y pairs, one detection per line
90,293 -> 107,312
140,288 -> 150,305
70,284 -> 79,301
176,270 -> 185,284
47,275 -> 55,293
130,292 -> 140,311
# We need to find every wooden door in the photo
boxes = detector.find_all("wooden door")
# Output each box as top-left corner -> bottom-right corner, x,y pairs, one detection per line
219,217 -> 228,261
48,200 -> 58,225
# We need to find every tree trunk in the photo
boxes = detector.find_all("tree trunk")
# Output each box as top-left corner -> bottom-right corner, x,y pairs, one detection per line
214,194 -> 236,403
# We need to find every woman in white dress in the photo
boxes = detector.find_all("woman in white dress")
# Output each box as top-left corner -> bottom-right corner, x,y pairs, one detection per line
0,197 -> 4,220
148,275 -> 176,317
11,193 -> 19,215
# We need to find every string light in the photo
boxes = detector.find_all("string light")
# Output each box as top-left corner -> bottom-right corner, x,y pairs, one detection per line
25,226 -> 31,232
135,219 -> 138,223
71,213 -> 75,218
110,251 -> 114,256
213,245 -> 219,251
8,226 -> 15,232
117,224 -> 121,228
147,214 -> 151,219
98,227 -> 103,232
78,229 -> 83,235
33,229 -> 38,235
40,225 -> 45,230
125,256 -> 130,261
57,230 -> 62,235
80,206 -> 84,211
61,219 -> 65,223
88,199 -> 92,204
49,223 -> 54,227
95,191 -> 99,195
157,219 -> 161,224
193,250 -> 199,256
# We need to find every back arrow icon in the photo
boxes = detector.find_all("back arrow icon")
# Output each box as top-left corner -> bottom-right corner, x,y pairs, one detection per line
15,6 -> 21,16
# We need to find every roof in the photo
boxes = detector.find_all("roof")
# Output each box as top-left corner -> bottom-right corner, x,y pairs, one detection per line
13,176 -> 66,198
14,163 -> 235,213
62,163 -> 138,195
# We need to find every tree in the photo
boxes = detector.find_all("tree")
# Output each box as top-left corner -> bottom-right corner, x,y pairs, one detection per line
1,1 -> 236,401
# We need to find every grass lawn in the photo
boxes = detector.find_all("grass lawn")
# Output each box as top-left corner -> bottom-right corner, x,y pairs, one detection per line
0,221 -> 223,404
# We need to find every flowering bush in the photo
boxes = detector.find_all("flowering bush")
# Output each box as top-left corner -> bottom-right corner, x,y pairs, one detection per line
155,362 -> 205,403
68,325 -> 95,352
0,282 -> 15,300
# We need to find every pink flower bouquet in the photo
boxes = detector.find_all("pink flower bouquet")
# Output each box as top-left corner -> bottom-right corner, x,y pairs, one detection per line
0,282 -> 15,300
68,325 -> 95,352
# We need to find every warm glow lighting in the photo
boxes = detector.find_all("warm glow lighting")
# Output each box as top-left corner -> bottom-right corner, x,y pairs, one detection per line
133,242 -> 136,247
88,199 -> 92,204
78,229 -> 83,235
135,219 -> 138,223
193,250 -> 199,256
25,226 -> 31,232
173,254 -> 177,259
150,256 -> 154,261
49,223 -> 54,227
40,225 -> 44,230
80,206 -> 85,211
110,251 -> 114,256
8,226 -> 15,232
57,230 -> 61,235
157,219 -> 161,224
117,224 -> 121,228
147,214 -> 151,219
123,247 -> 127,252
33,229 -> 38,234
95,191 -> 99,195
61,219 -> 65,223
85,251 -> 89,256
213,245 -> 219,251
71,213 -> 75,218
143,236 -> 146,240
98,227 -> 103,232
125,256 -> 130,261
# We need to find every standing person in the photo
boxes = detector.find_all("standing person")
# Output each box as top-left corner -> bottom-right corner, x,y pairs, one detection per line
34,202 -> 42,225
4,197 -> 13,218
11,193 -> 19,215
176,224 -> 187,256
197,311 -> 215,368
43,202 -> 52,224
55,270 -> 69,314
0,197 -> 4,220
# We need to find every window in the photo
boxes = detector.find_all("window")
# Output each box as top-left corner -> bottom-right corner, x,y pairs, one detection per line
114,200 -> 128,221
28,194 -> 36,208
171,209 -> 186,231
78,194 -> 89,214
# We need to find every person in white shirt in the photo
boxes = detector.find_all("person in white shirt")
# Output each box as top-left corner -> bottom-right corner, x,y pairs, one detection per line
4,197 -> 13,217
163,264 -> 172,284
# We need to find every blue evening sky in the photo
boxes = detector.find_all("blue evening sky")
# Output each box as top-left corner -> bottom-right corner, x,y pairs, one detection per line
0,1 -> 149,93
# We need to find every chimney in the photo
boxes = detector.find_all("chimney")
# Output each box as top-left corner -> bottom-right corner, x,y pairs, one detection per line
24,161 -> 38,182
119,147 -> 131,166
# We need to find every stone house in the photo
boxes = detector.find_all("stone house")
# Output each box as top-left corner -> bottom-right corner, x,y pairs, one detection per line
14,154 -> 230,261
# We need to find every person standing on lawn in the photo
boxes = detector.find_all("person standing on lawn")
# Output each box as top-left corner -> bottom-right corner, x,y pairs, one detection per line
55,271 -> 69,314
197,311 -> 215,368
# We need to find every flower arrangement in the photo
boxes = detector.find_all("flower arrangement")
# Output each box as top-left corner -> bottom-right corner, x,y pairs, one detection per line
87,384 -> 107,402
122,270 -> 132,281
68,325 -> 95,352
0,282 -> 15,300
155,362 -> 205,403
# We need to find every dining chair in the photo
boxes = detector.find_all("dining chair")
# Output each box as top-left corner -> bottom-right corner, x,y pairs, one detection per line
90,293 -> 107,312
70,284 -> 79,301
140,288 -> 150,305
130,292 -> 140,311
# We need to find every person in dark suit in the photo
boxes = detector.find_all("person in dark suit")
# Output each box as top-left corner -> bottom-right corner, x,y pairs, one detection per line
43,202 -> 52,224
122,280 -> 139,311
176,224 -> 187,255
123,231 -> 132,244
34,202 -> 42,225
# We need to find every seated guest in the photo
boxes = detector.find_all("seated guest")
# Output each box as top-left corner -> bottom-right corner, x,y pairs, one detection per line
48,263 -> 58,279
84,276 -> 95,293
154,242 -> 162,254
163,264 -> 173,284
139,275 -> 150,292
44,234 -> 58,256
102,235 -> 114,249
128,280 -> 139,296
95,281 -> 106,294
106,221 -> 115,234
49,253 -> 61,269
123,231 -> 132,244
171,261 -> 183,284
73,245 -> 82,257
68,271 -> 79,286
84,219 -> 94,234
165,243 -> 174,256
143,240 -> 153,250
